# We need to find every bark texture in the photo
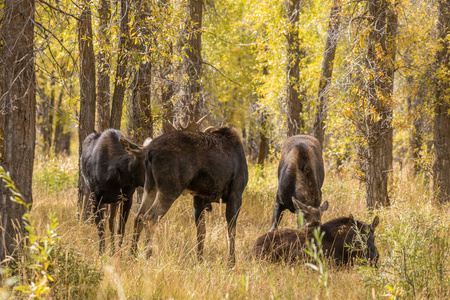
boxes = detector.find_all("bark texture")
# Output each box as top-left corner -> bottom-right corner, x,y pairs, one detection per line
131,63 -> 153,142
77,4 -> 97,219
110,0 -> 129,129
97,0 -> 111,131
312,0 -> 342,146
257,112 -> 268,167
363,0 -> 397,208
0,0 -> 36,262
158,0 -> 176,133
286,0 -> 305,137
433,0 -> 450,203
129,0 -> 153,142
180,0 -> 203,122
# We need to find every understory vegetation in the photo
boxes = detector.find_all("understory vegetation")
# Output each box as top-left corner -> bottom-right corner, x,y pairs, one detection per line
2,155 -> 449,299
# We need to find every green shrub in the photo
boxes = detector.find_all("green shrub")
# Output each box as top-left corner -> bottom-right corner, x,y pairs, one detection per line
33,156 -> 77,194
0,166 -> 102,299
360,211 -> 450,299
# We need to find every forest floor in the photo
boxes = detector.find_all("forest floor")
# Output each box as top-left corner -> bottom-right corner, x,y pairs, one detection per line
25,155 -> 450,299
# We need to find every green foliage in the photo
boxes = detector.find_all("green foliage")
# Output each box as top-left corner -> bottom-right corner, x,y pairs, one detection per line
305,227 -> 329,299
0,166 -> 52,298
34,155 -> 78,195
360,211 -> 450,298
47,246 -> 103,299
0,166 -> 102,299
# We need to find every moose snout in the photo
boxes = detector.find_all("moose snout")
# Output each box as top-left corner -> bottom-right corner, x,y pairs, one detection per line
367,247 -> 379,267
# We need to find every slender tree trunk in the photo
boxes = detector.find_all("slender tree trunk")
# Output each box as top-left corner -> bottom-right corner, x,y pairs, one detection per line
161,44 -> 175,133
364,0 -> 396,208
180,0 -> 203,122
0,0 -> 36,262
257,112 -> 268,167
158,0 -> 176,133
37,87 -> 53,154
97,0 -> 111,131
407,76 -> 424,174
433,0 -> 450,203
385,0 -> 398,178
54,92 -> 71,155
313,0 -> 342,146
77,3 -> 97,219
257,65 -> 270,167
286,0 -> 305,137
110,0 -> 129,129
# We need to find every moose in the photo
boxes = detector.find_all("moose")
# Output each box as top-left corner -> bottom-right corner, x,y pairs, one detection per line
125,125 -> 248,266
271,134 -> 328,231
252,215 -> 380,265
80,129 -> 151,254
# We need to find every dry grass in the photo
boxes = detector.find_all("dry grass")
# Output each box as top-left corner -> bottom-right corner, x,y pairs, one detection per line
27,155 -> 450,299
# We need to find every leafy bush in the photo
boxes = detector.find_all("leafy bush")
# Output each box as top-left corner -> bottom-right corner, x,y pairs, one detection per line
48,246 -> 103,299
33,155 -> 77,194
0,166 -> 102,299
360,211 -> 450,299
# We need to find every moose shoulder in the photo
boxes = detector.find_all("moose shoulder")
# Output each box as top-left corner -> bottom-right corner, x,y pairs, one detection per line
271,134 -> 328,231
253,215 -> 380,266
127,126 -> 248,266
80,129 -> 150,254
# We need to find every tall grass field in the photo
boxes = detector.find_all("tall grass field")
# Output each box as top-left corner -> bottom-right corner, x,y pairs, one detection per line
2,154 -> 450,299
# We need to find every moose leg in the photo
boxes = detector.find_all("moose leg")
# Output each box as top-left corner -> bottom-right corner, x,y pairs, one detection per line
270,202 -> 284,231
118,196 -> 133,249
109,203 -> 118,255
140,191 -> 178,258
94,200 -> 106,254
131,187 -> 157,255
193,197 -> 207,261
225,194 -> 242,267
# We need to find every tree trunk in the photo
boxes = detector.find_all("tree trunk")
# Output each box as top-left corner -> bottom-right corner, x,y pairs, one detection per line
407,76 -> 424,175
312,0 -> 342,146
54,92 -> 71,155
97,0 -> 111,131
286,0 -> 305,137
257,111 -> 268,167
180,0 -> 203,122
364,0 -> 396,208
433,0 -> 450,203
0,0 -> 36,262
128,0 -> 153,142
37,88 -> 53,154
110,0 -> 130,130
385,0 -> 398,179
77,3 -> 97,220
131,63 -> 153,142
161,44 -> 175,133
158,0 -> 176,133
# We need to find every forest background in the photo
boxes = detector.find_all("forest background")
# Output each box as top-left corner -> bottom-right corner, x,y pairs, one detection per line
1,0 -> 450,298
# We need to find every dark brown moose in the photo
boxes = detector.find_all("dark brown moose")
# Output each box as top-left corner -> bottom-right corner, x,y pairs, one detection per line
271,134 -> 328,231
252,215 -> 380,265
127,126 -> 248,266
81,129 -> 151,254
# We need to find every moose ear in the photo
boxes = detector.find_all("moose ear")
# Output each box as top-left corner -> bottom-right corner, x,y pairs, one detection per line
292,197 -> 308,212
349,213 -> 356,222
320,201 -> 329,213
371,216 -> 380,230
119,138 -> 143,155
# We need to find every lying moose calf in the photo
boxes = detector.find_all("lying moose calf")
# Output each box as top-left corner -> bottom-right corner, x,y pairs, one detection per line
252,215 -> 379,266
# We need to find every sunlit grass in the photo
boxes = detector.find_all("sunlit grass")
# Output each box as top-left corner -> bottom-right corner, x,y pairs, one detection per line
27,155 -> 450,299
